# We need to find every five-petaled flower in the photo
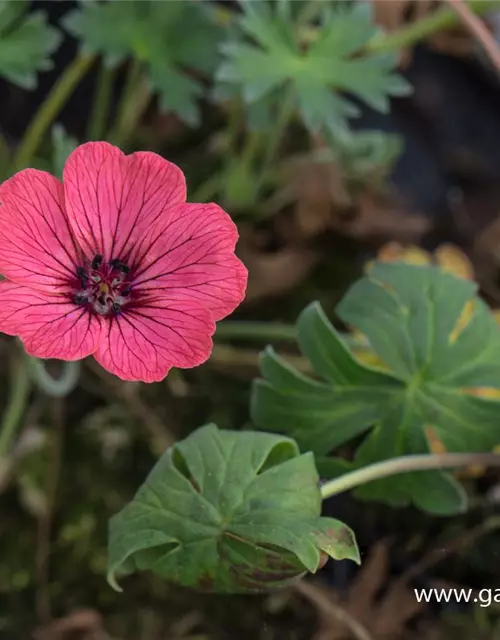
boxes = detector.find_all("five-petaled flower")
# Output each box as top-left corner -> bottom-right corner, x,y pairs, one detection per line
0,142 -> 247,382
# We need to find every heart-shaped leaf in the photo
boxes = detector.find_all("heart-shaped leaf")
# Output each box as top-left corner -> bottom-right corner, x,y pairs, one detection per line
108,424 -> 359,594
252,263 -> 500,514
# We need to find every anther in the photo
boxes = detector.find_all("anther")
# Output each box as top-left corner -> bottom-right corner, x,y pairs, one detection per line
121,286 -> 131,296
92,254 -> 103,270
110,258 -> 130,273
112,302 -> 121,313
76,266 -> 86,278
73,292 -> 88,305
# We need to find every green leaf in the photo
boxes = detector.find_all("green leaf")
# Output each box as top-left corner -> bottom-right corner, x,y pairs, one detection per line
0,0 -> 61,90
64,0 -> 222,125
216,0 -> 411,135
252,263 -> 500,513
108,424 -> 359,594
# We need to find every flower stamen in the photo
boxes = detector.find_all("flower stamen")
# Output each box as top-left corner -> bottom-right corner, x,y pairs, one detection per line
72,256 -> 132,316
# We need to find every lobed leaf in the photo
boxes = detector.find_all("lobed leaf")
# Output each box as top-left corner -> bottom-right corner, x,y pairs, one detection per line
252,263 -> 500,514
64,0 -> 222,125
108,424 -> 359,594
216,0 -> 411,134
0,0 -> 61,90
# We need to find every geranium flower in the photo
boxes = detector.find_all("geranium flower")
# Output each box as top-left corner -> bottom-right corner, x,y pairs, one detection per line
0,142 -> 247,382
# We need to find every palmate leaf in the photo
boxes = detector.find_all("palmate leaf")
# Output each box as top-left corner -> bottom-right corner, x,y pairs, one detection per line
108,424 -> 359,594
64,0 -> 222,125
252,263 -> 500,515
0,0 -> 61,90
216,0 -> 411,135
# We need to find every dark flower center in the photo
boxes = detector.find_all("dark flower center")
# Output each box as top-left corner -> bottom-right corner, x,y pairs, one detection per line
72,254 -> 132,316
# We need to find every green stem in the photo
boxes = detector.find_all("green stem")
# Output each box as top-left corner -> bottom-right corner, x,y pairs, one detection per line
0,129 -> 11,180
14,53 -> 95,171
255,87 -> 295,189
110,59 -> 150,147
320,452 -> 500,499
214,320 -> 370,351
30,360 -> 81,398
87,62 -> 115,141
215,321 -> 298,342
366,0 -> 500,54
0,354 -> 31,458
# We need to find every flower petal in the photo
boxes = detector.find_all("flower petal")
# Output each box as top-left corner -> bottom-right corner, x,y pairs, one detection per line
0,281 -> 101,360
63,142 -> 186,262
131,203 -> 248,321
94,297 -> 215,383
0,169 -> 81,293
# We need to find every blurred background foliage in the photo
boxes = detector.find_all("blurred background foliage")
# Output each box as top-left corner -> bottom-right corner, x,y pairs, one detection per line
2,0 -> 500,638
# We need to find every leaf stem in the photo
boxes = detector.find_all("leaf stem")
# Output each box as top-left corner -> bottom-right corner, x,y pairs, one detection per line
110,59 -> 151,148
215,321 -> 298,342
0,353 -> 31,459
87,62 -> 116,141
0,129 -> 11,179
14,53 -> 96,171
215,321 -> 369,352
365,0 -> 500,54
30,359 -> 81,398
255,86 -> 295,189
320,452 -> 500,499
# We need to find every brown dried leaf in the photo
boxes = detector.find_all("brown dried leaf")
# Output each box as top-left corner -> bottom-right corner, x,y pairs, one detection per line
341,190 -> 430,242
264,147 -> 349,239
239,241 -> 319,303
270,140 -> 429,244
296,541 -> 425,640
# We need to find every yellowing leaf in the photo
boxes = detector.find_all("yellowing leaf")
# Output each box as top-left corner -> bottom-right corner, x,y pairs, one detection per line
462,387 -> 500,399
253,264 -> 500,514
449,300 -> 475,344
434,244 -> 474,280
377,242 -> 431,265
425,426 -> 447,455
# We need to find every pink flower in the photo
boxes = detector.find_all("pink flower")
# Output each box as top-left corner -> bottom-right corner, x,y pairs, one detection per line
0,142 -> 247,382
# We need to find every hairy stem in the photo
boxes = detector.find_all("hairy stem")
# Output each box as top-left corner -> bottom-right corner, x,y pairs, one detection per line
320,452 -> 500,499
14,53 -> 95,171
